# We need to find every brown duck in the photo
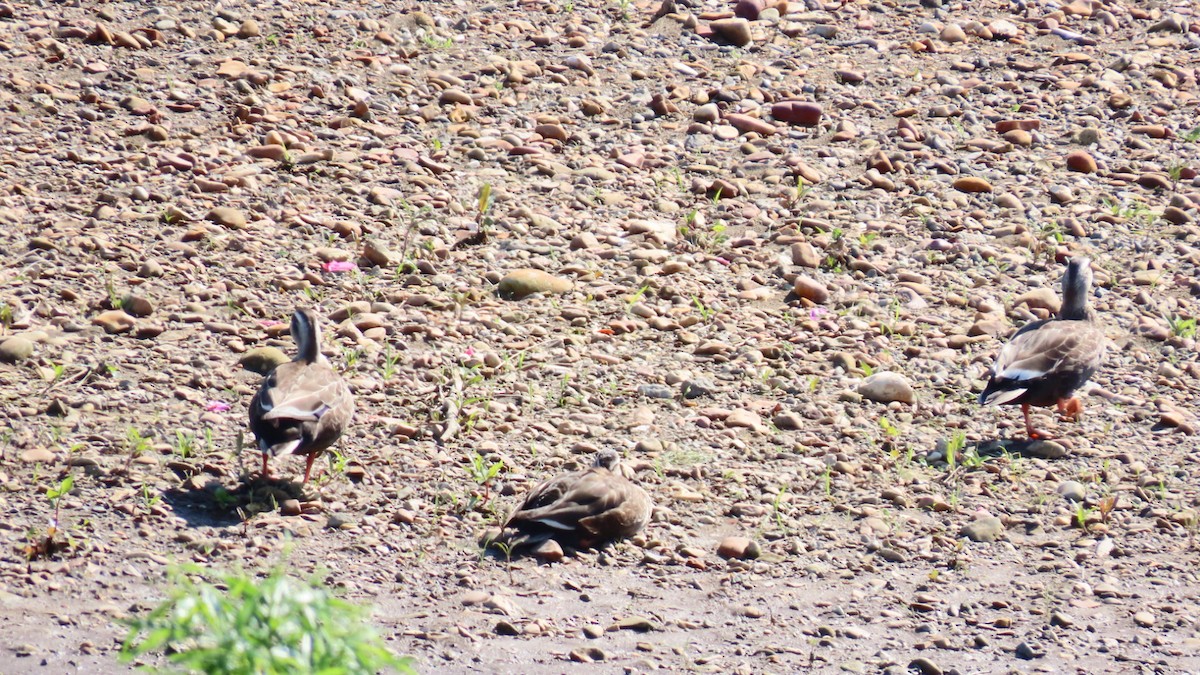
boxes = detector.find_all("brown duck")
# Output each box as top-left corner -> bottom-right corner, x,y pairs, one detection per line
494,449 -> 652,551
249,308 -> 354,483
979,257 -> 1107,439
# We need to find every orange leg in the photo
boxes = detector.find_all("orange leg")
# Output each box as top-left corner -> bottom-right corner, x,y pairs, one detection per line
1022,403 -> 1045,440
261,452 -> 270,478
302,453 -> 317,484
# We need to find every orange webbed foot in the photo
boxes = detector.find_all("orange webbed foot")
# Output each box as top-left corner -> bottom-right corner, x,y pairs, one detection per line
1057,397 -> 1083,422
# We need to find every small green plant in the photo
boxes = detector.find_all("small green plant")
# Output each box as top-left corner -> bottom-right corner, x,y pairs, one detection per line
773,486 -> 789,530
944,431 -> 966,471
466,451 -> 504,505
858,232 -> 879,247
342,347 -> 364,370
420,34 -> 454,50
879,417 -> 900,438
1182,126 -> 1200,143
555,372 -> 574,407
1166,315 -> 1197,339
172,431 -> 196,459
692,296 -> 716,322
26,475 -> 74,560
1072,503 -> 1093,531
0,302 -> 12,330
141,483 -> 162,511
625,284 -> 650,309
123,427 -> 153,473
212,487 -> 237,510
792,175 -> 813,205
381,344 -> 401,381
859,361 -> 874,377
120,566 -> 415,674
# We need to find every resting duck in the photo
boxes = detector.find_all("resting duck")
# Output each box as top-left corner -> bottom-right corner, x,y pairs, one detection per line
249,308 -> 354,484
493,449 -> 652,551
979,257 -> 1107,439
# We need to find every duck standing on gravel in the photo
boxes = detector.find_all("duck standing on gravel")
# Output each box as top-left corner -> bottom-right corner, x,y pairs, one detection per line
978,257 -> 1107,439
492,449 -> 652,553
249,308 -> 354,484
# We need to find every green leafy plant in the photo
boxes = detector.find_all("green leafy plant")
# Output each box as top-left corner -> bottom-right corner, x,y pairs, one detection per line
879,417 -> 900,438
381,344 -> 401,381
466,451 -> 504,506
691,296 -> 716,322
944,431 -> 966,471
172,431 -> 196,459
123,427 -> 153,473
120,566 -> 414,674
420,34 -> 454,50
26,475 -> 74,560
1166,315 -> 1197,339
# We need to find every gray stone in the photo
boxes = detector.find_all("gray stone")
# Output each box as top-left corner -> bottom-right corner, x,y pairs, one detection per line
0,336 -> 34,362
961,516 -> 1004,542
858,372 -> 915,404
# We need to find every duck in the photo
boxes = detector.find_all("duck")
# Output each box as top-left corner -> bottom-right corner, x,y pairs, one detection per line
248,308 -> 354,484
978,257 -> 1107,439
492,449 -> 653,552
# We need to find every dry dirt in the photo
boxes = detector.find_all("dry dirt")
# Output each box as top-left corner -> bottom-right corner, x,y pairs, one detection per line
1,0 -> 1200,673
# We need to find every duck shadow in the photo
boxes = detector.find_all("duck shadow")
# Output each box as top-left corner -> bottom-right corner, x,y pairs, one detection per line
160,475 -> 313,528
971,437 -> 1070,460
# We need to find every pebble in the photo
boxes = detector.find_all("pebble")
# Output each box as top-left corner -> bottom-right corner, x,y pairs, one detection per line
20,447 -> 55,463
771,101 -> 822,126
791,242 -> 821,268
206,207 -> 247,229
1015,288 -> 1060,314
952,177 -> 993,193
121,295 -> 154,317
858,372 -> 915,404
961,516 -> 1004,542
0,336 -> 34,362
792,275 -> 830,304
1065,150 -> 1097,173
908,657 -> 942,675
637,384 -> 674,399
92,310 -> 136,334
716,536 -> 760,560
709,19 -> 752,47
1056,481 -> 1086,502
238,347 -> 290,375
497,269 -> 573,299
940,24 -> 966,43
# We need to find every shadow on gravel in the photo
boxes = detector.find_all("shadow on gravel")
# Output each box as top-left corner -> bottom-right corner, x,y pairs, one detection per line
160,476 -> 311,528
973,437 -> 1071,460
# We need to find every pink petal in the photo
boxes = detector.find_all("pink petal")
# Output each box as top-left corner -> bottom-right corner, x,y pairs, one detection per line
321,260 -> 356,273
715,257 -> 731,266
206,400 -> 232,413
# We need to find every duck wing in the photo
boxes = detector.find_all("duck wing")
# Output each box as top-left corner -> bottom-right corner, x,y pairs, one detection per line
980,320 -> 1106,405
250,363 -> 353,456
499,467 -> 651,549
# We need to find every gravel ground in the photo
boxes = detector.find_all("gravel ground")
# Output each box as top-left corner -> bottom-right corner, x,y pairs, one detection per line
1,0 -> 1200,673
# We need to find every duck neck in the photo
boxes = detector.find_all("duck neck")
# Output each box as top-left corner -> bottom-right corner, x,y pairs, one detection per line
1060,281 -> 1089,321
293,312 -> 322,364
